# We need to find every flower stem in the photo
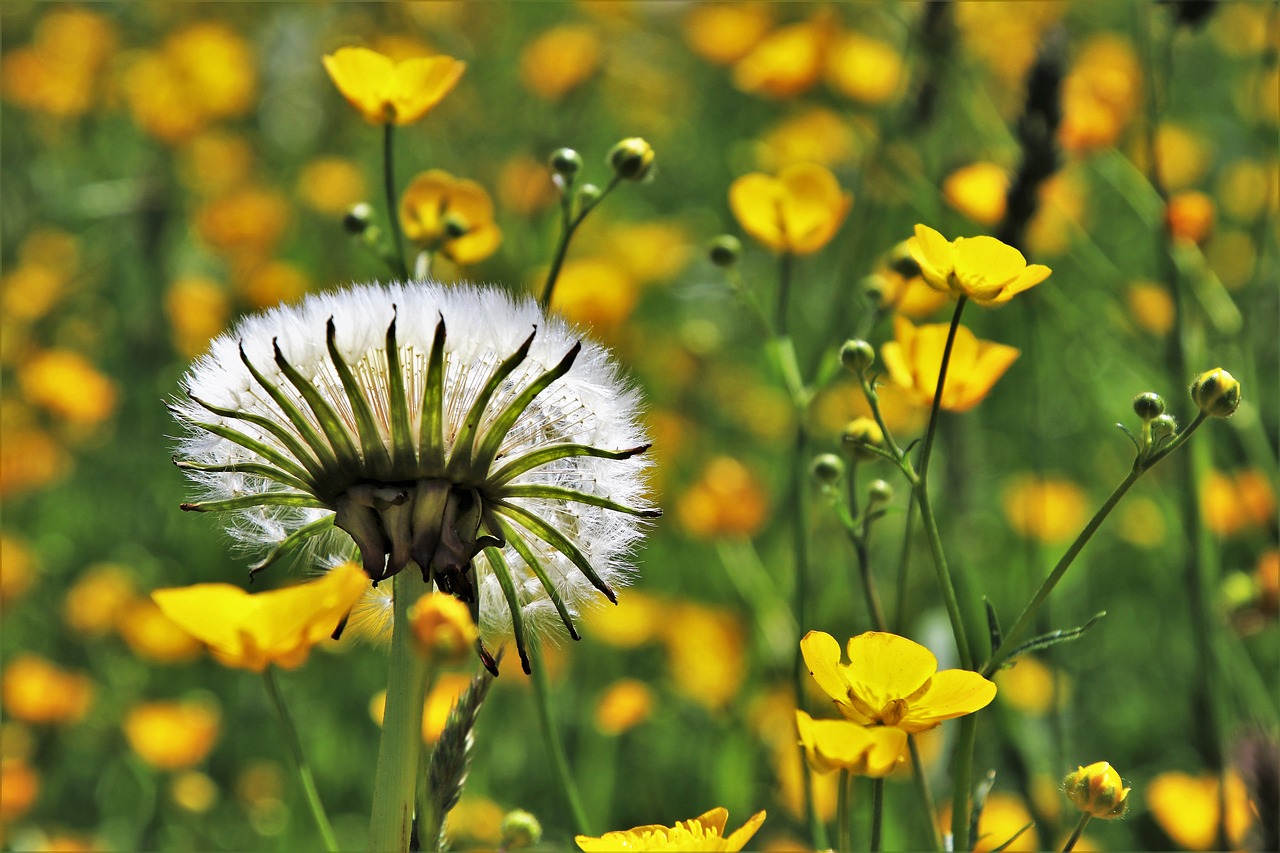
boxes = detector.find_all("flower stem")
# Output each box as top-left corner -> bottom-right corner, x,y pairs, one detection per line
368,571 -> 430,853
870,777 -> 885,853
530,641 -> 591,836
908,734 -> 943,852
893,494 -> 918,633
1061,812 -> 1091,852
263,668 -> 339,853
383,124 -> 409,280
949,714 -> 979,852
837,769 -> 852,853
540,176 -> 622,309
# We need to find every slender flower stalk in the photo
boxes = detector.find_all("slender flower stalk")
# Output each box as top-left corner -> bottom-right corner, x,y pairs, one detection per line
531,640 -> 591,835
870,777 -> 885,853
836,769 -> 852,853
540,174 -> 621,309
263,668 -> 340,853
1061,812 -> 1091,852
383,125 -> 408,279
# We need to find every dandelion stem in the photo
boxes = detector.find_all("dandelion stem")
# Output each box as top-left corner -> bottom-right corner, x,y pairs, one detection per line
870,777 -> 885,853
530,640 -> 591,836
263,668 -> 339,853
368,571 -> 430,853
383,124 -> 409,280
837,769 -> 852,853
1060,812 -> 1091,853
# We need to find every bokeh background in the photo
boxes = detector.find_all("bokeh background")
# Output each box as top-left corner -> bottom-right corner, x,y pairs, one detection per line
1,2 -> 1276,851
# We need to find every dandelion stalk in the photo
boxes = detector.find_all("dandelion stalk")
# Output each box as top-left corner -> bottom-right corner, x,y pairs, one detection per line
530,641 -> 591,836
263,668 -> 339,853
383,124 -> 409,280
368,570 -> 431,853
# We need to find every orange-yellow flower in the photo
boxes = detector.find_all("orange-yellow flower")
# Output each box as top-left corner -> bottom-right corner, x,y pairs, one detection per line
795,709 -> 906,777
124,701 -> 220,770
942,163 -> 1010,227
323,46 -> 464,126
1166,190 -> 1216,245
676,456 -> 770,540
594,678 -> 654,735
576,807 -> 766,852
0,757 -> 39,823
400,170 -> 502,265
18,349 -> 117,427
908,224 -> 1051,305
151,562 -> 367,672
408,592 -> 478,666
880,315 -> 1021,412
683,4 -> 773,66
1146,770 -> 1256,850
825,31 -> 903,105
729,163 -> 851,255
732,15 -> 831,98
1064,761 -> 1130,819
519,25 -> 601,100
1001,475 -> 1089,543
1,654 -> 93,725
800,630 -> 996,733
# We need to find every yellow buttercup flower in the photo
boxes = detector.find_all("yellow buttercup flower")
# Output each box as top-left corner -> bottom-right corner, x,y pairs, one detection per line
1001,475 -> 1089,543
942,163 -> 1009,227
880,315 -> 1021,413
1,654 -> 93,725
729,163 -> 852,255
519,25 -> 601,100
794,709 -> 906,777
800,630 -> 996,733
594,678 -> 654,734
151,563 -> 367,672
1146,770 -> 1255,850
400,169 -> 502,265
683,4 -> 773,66
408,592 -> 478,666
124,701 -> 221,771
576,807 -> 766,852
322,46 -> 464,126
908,224 -> 1051,305
1063,761 -> 1130,819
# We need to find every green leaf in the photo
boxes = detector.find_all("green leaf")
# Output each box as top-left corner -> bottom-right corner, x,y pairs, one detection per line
984,599 -> 1003,655
1005,611 -> 1107,663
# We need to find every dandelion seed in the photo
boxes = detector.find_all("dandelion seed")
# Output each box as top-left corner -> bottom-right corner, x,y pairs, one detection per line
171,281 -> 656,671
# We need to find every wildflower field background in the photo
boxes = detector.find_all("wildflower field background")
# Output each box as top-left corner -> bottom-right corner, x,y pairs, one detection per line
1,2 -> 1277,851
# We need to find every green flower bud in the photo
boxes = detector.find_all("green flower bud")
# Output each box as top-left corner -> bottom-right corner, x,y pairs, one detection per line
708,235 -> 742,268
842,417 -> 885,461
500,809 -> 543,849
1132,392 -> 1165,420
840,339 -> 875,374
811,453 -> 845,486
1063,761 -> 1130,820
343,202 -> 374,235
1190,368 -> 1241,418
887,240 -> 922,279
1150,414 -> 1178,440
868,479 -> 893,504
608,137 -> 655,181
577,183 -> 602,206
860,274 -> 888,305
549,147 -> 583,179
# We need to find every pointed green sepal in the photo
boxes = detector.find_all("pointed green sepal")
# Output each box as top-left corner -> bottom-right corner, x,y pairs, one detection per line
383,309 -> 417,471
173,457 -> 313,495
248,513 -> 337,578
419,316 -> 448,475
272,338 -> 361,473
326,317 -> 393,477
239,342 -> 341,475
490,443 -> 651,487
493,500 -> 617,604
183,395 -> 324,483
491,512 -> 580,641
446,328 -> 537,478
180,492 -> 327,513
171,407 -> 317,487
484,546 -> 532,674
496,483 -> 660,518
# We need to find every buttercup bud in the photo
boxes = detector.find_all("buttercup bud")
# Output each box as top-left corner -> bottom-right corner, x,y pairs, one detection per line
577,183 -> 602,206
708,235 -> 742,268
343,202 -> 374,235
887,241 -> 922,279
1150,414 -> 1178,440
861,274 -> 888,304
840,339 -> 876,373
842,418 -> 885,461
550,147 -> 583,179
607,137 -> 655,181
500,809 -> 543,849
1190,368 -> 1241,418
408,592 -> 478,666
1063,761 -> 1130,820
868,479 -> 893,504
811,453 -> 845,486
1132,392 -> 1165,420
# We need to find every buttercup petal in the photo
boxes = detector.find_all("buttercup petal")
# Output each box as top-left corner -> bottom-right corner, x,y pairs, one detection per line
800,630 -> 851,704
902,668 -> 997,731
1002,263 -> 1053,299
778,163 -> 850,254
323,47 -> 396,124
389,55 -> 465,125
722,810 -> 767,851
691,806 -> 730,835
862,725 -> 909,777
729,173 -> 786,252
952,236 -> 1027,301
845,632 -> 938,714
948,339 -> 1020,412
908,224 -> 955,291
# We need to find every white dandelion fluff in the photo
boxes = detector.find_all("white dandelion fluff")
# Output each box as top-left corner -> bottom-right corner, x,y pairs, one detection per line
170,281 -> 656,673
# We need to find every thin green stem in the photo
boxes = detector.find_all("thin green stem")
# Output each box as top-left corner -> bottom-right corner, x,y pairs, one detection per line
837,769 -> 853,853
530,641 -> 591,836
870,777 -> 885,853
893,494 -> 918,633
949,714 -> 978,853
383,124 -> 409,280
1060,812 -> 1092,853
368,571 -> 430,853
776,252 -> 794,336
263,668 -> 339,853
908,734 -> 943,852
917,296 -> 967,481
915,490 -> 973,670
540,176 -> 622,308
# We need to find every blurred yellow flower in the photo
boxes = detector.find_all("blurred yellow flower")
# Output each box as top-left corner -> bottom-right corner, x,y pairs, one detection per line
18,349 -> 117,427
236,260 -> 311,310
1001,475 -> 1088,543
323,46 -> 465,125
296,157 -> 367,215
195,186 -> 292,259
604,221 -> 692,285
2,264 -> 65,324
583,589 -> 662,649
875,268 -> 950,320
0,8 -> 116,118
1207,229 -> 1258,291
1126,280 -> 1175,336
729,163 -> 851,255
1026,169 -> 1087,257
400,170 -> 502,264
825,31 -> 903,105
0,534 -> 36,608
166,276 -> 230,359
576,807 -> 766,852
0,757 -> 38,824
1064,761 -> 1130,819
955,3 -> 1062,93
733,15 -> 831,98
942,163 -> 1009,227
994,655 -> 1068,716
663,601 -> 746,710
1216,158 -> 1275,223
0,419 -> 68,497
1166,190 -> 1216,245
445,796 -> 506,846
422,674 -> 471,742
881,315 -> 1021,412
594,678 -> 654,734
124,701 -> 220,770
63,563 -> 137,636
760,108 -> 861,171
520,25 -> 601,100
684,4 -> 772,66
1201,469 -> 1276,536
794,709 -> 906,777
546,258 -> 638,334
170,770 -> 219,813
116,599 -> 205,664
800,630 -> 996,732
408,592 -> 478,666
152,563 -> 367,672
497,155 -> 557,217
1,654 -> 93,725
1059,34 -> 1141,154
178,131 -> 255,197
1146,770 -> 1255,850
940,792 -> 1040,852
1155,123 -> 1211,192
676,456 -> 770,540
908,224 -> 1051,305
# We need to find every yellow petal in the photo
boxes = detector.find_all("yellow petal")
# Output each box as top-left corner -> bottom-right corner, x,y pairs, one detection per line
800,630 -> 850,705
902,669 -> 997,731
1000,263 -> 1052,300
729,172 -> 786,252
862,726 -> 908,777
445,224 -> 503,265
949,339 -> 1020,412
323,47 -> 396,124
908,224 -> 954,291
844,632 -> 938,715
952,235 -> 1028,301
691,806 -> 729,836
152,583 -> 255,659
389,55 -> 465,125
400,169 -> 453,243
722,810 -> 767,851
777,163 -> 850,254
